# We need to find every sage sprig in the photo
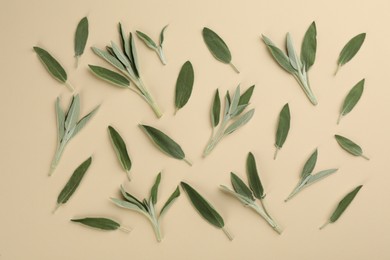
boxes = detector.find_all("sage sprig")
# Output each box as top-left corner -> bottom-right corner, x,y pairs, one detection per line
110,173 -> 180,242
74,17 -> 89,68
274,103 -> 291,159
203,85 -> 255,157
262,22 -> 318,105
285,149 -> 338,201
175,61 -> 194,114
335,135 -> 369,160
139,124 -> 192,166
136,25 -> 168,65
220,153 -> 282,234
181,182 -> 234,240
335,33 -> 366,75
71,217 -> 131,232
33,46 -> 74,92
54,157 -> 92,213
320,185 -> 363,229
90,23 -> 162,118
202,27 -> 239,73
338,79 -> 365,124
49,95 -> 99,176
108,126 -> 132,181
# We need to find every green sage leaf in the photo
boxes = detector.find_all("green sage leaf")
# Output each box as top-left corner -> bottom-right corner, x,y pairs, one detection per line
150,172 -> 161,205
336,33 -> 366,74
181,182 -> 225,229
306,169 -> 338,186
70,105 -> 99,139
228,86 -> 240,116
274,103 -> 291,159
64,95 -> 80,132
202,27 -> 238,73
160,186 -> 180,217
139,124 -> 191,165
238,85 -> 255,106
119,23 -> 131,59
159,25 -> 168,46
246,152 -> 264,199
224,109 -> 255,135
335,135 -> 369,160
108,126 -> 132,180
300,21 -> 317,71
111,41 -> 132,69
110,197 -> 149,217
89,65 -> 129,88
120,186 -> 146,211
301,149 -> 318,179
71,217 -> 120,231
33,46 -> 73,91
175,61 -> 194,112
338,79 -> 365,124
91,47 -> 126,71
286,33 -> 302,70
74,17 -> 89,64
230,172 -> 254,201
55,157 -> 92,212
55,97 -> 65,144
129,33 -> 140,78
262,35 -> 296,73
136,30 -> 158,49
211,89 -> 221,127
321,185 -> 363,229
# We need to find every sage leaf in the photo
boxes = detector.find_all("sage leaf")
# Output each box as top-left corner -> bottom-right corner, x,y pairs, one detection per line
286,149 -> 337,202
202,27 -> 239,73
181,182 -> 233,240
238,85 -> 255,106
136,30 -> 158,49
89,65 -> 129,88
224,109 -> 255,135
108,126 -> 132,181
159,25 -> 168,46
230,172 -> 254,201
211,89 -> 221,127
54,157 -> 92,213
139,124 -> 192,166
33,46 -> 74,91
175,61 -> 195,113
262,35 -> 295,73
274,103 -> 291,159
119,23 -> 131,59
246,152 -> 264,199
320,185 -> 363,229
71,217 -> 131,232
136,25 -> 168,65
160,186 -> 180,217
335,135 -> 369,160
336,33 -> 366,75
74,17 -> 89,67
49,95 -> 99,176
286,33 -> 302,70
112,173 -> 180,242
300,22 -> 317,70
150,172 -> 161,205
91,47 -> 126,71
129,33 -> 140,77
338,79 -> 365,124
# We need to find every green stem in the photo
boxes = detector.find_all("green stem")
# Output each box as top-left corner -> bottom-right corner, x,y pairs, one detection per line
203,118 -> 228,157
229,62 -> 240,74
49,142 -> 66,176
119,225 -> 132,233
65,81 -> 75,92
250,203 -> 282,234
136,79 -> 163,118
334,64 -> 341,76
274,147 -> 280,160
183,158 -> 193,166
157,47 -> 167,65
337,114 -> 343,125
293,73 -> 317,106
52,203 -> 60,214
125,171 -> 132,182
319,221 -> 330,230
75,56 -> 79,69
222,227 -> 234,241
152,220 -> 162,242
361,154 -> 370,160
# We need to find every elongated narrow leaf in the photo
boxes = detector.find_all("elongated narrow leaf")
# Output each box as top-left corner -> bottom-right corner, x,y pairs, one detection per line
228,86 -> 240,116
74,17 -> 89,59
275,103 -> 291,151
335,135 -> 368,159
286,33 -> 301,70
71,217 -> 120,231
202,27 -> 231,64
160,186 -> 180,217
246,152 -> 264,199
150,172 -> 161,205
33,46 -> 70,87
238,85 -> 255,106
111,41 -> 131,69
220,185 -> 254,205
300,22 -> 317,70
120,186 -> 145,210
110,198 -> 149,217
339,79 -> 364,123
262,35 -> 296,73
301,149 -> 318,179
211,89 -> 221,127
55,97 -> 65,143
175,61 -> 195,111
129,33 -> 140,78
306,169 -> 338,186
159,25 -> 168,46
330,185 -> 363,223
70,105 -> 99,139
91,47 -> 126,71
181,182 -> 224,228
56,157 -> 92,208
108,126 -> 132,176
230,172 -> 254,201
119,23 -> 131,59
139,124 -> 190,165
224,109 -> 255,135
89,65 -> 129,88
337,33 -> 366,68
64,95 -> 80,132
136,31 -> 158,49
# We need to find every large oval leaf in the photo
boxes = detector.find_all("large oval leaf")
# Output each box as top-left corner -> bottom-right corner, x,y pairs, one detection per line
202,27 -> 231,64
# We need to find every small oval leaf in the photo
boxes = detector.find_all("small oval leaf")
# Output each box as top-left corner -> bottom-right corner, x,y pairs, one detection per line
230,172 -> 254,201
74,17 -> 89,58
108,126 -> 132,178
175,61 -> 195,111
34,46 -> 68,85
275,103 -> 291,153
211,89 -> 221,127
301,149 -> 318,179
335,135 -> 368,159
89,65 -> 129,88
246,152 -> 264,199
339,79 -> 365,123
338,33 -> 366,67
71,217 -> 120,231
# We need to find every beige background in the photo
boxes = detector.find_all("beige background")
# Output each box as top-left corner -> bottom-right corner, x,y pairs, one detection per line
1,0 -> 389,259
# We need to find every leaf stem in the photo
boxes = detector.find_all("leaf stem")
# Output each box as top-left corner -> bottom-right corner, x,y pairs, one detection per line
49,142 -> 66,176
52,204 -> 60,214
229,62 -> 240,74
250,203 -> 282,234
203,118 -> 228,157
152,221 -> 162,242
136,79 -> 163,118
337,114 -> 343,125
126,171 -> 132,182
75,56 -> 79,69
274,147 -> 280,160
292,73 -> 317,106
319,221 -> 330,230
157,47 -> 167,65
65,81 -> 75,92
222,227 -> 234,241
183,158 -> 193,166
361,154 -> 370,160
334,64 -> 341,76
119,225 -> 132,233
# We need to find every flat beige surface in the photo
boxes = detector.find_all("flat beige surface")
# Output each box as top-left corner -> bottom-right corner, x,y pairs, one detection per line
1,0 -> 389,259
